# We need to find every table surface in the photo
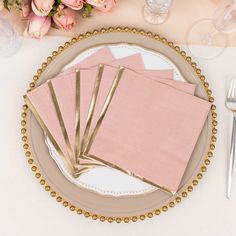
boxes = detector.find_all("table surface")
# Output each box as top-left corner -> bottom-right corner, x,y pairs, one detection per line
0,35 -> 236,236
2,0 -> 236,46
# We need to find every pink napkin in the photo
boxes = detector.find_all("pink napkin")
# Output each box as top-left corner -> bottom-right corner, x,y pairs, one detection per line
24,82 -> 77,173
87,68 -> 211,194
60,46 -> 174,80
52,54 -> 195,154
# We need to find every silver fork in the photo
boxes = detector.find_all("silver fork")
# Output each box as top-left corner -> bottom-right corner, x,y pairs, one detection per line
226,79 -> 236,199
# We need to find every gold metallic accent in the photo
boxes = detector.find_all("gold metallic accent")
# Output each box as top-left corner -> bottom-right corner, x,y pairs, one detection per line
47,57 -> 52,63
191,62 -> 197,68
24,95 -> 75,173
212,128 -> 217,135
23,105 -> 28,110
196,69 -> 201,74
45,185 -> 50,191
187,186 -> 193,192
25,151 -> 31,157
197,173 -> 203,179
208,151 -> 213,157
30,82 -> 35,88
31,166 -> 37,172
64,42 -> 70,47
21,27 -> 217,223
56,196 -> 62,202
75,70 -> 81,161
58,46 -> 64,52
186,56 -> 191,62
84,212 -> 90,217
175,197 -> 181,203
175,46 -> 180,51
52,51 -> 58,56
21,112 -> 27,118
147,212 -> 153,218
80,64 -> 104,154
37,69 -> 42,75
77,209 -> 83,214
84,66 -> 124,154
35,173 -> 41,178
33,76 -> 38,81
21,128 -> 26,134
71,38 -> 77,44
84,152 -> 173,193
155,209 -> 161,215
162,206 -> 168,212
47,80 -> 76,167
50,191 -> 56,197
28,159 -> 33,164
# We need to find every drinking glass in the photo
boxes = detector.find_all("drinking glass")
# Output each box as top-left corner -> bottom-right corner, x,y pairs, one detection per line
0,15 -> 21,58
143,0 -> 173,24
187,0 -> 236,59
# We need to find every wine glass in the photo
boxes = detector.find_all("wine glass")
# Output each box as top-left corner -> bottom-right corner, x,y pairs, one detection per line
143,0 -> 173,24
187,0 -> 236,59
0,15 -> 21,58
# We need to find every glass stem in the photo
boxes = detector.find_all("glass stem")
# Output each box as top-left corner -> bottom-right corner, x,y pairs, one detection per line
202,28 -> 218,46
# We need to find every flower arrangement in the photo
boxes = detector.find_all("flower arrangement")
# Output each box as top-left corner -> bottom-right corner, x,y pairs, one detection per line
0,0 -> 117,38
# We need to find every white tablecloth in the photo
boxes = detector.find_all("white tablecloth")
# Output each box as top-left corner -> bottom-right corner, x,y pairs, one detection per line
0,37 -> 236,236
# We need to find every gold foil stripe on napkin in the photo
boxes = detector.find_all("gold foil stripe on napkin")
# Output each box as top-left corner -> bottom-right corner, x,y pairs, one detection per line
83,153 -> 173,194
80,64 -> 104,155
80,65 -> 174,193
23,95 -> 75,174
84,66 -> 125,154
47,80 -> 76,167
75,70 -> 81,162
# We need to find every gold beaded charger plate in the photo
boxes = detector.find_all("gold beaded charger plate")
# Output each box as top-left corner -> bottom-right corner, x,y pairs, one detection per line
21,27 -> 217,223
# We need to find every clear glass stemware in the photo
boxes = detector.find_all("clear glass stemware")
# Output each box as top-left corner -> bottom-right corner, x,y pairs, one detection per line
0,15 -> 21,58
143,0 -> 173,24
187,0 -> 236,59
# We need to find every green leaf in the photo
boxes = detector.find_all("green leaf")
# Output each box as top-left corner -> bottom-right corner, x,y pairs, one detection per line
48,11 -> 55,17
57,0 -> 62,4
85,3 -> 92,14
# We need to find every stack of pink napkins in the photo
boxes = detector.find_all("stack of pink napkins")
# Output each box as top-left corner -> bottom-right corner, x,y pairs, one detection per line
25,47 -> 211,194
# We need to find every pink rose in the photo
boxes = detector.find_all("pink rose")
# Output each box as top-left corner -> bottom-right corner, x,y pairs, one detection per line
24,13 -> 51,39
61,0 -> 84,10
31,0 -> 55,16
53,7 -> 77,31
86,0 -> 106,7
87,0 -> 117,12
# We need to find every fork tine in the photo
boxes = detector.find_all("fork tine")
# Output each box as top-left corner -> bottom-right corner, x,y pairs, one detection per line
228,79 -> 235,98
233,79 -> 236,98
